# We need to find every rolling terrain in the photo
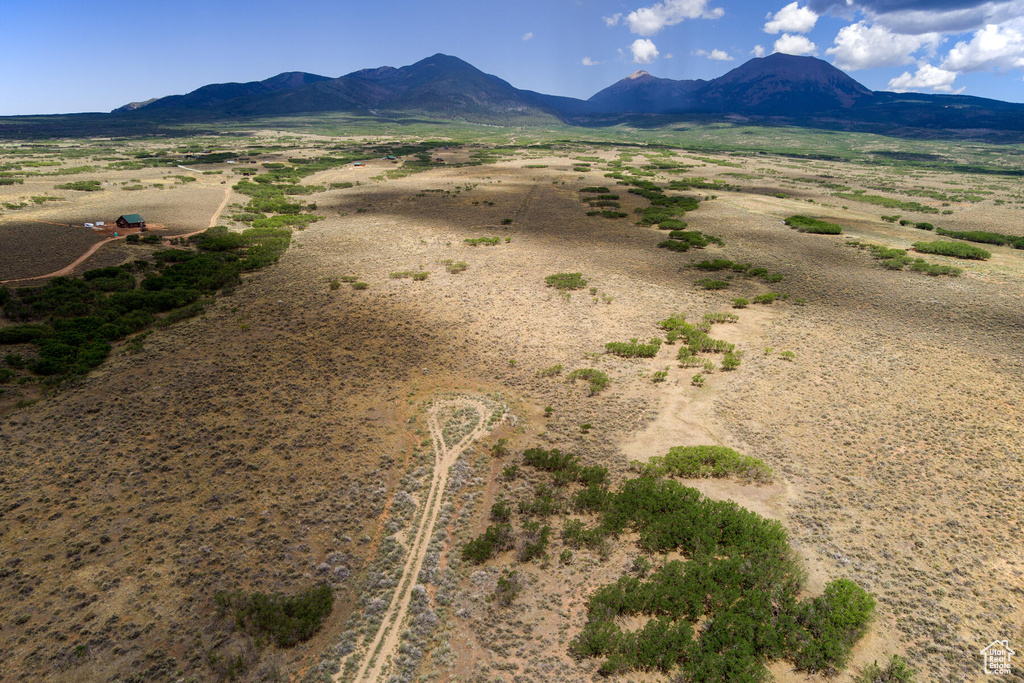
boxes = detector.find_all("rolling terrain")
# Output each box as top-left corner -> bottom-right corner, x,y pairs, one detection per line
0,131 -> 1023,682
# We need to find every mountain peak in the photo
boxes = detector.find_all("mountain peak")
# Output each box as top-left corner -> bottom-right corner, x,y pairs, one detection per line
628,70 -> 651,80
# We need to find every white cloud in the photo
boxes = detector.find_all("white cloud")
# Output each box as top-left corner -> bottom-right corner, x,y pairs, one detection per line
582,56 -> 601,66
941,22 -> 1024,71
773,33 -> 818,55
887,62 -> 960,91
752,44 -> 767,57
764,2 -> 818,34
811,0 -> 1024,36
630,38 -> 661,63
522,32 -> 533,41
624,0 -> 724,36
604,13 -> 622,27
826,22 -> 940,70
693,48 -> 735,60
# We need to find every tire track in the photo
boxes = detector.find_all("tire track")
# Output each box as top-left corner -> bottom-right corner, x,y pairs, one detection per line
338,398 -> 491,683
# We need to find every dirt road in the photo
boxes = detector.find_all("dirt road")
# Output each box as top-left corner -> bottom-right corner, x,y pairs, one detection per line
0,186 -> 230,284
339,398 -> 492,683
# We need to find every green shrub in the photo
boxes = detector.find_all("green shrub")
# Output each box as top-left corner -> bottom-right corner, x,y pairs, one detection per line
752,293 -> 778,304
518,521 -> 552,562
656,219 -> 688,230
444,260 -> 468,274
462,523 -> 515,563
732,298 -> 748,308
721,352 -> 741,371
909,260 -> 960,276
580,186 -> 610,193
792,579 -> 875,675
215,584 -> 333,648
55,179 -> 102,191
694,258 -> 734,271
935,227 -> 1023,248
568,368 -> 610,395
914,222 -> 934,231
658,240 -> 690,252
465,236 -> 501,246
545,272 -> 587,290
539,364 -> 563,377
854,654 -> 916,683
565,474 -> 873,680
785,215 -> 843,234
912,241 -> 991,260
606,338 -> 662,358
351,281 -> 369,290
643,445 -> 772,482
494,570 -> 523,606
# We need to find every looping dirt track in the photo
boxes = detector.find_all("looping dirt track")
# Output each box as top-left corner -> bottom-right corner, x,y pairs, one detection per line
338,398 -> 492,683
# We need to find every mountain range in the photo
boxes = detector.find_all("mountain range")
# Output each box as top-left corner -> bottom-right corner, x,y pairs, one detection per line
112,53 -> 1024,135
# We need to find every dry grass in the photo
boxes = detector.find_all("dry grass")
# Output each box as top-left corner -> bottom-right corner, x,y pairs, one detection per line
0,136 -> 1022,683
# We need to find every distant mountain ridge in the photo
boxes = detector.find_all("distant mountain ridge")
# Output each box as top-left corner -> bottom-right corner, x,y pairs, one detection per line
116,52 -> 1024,134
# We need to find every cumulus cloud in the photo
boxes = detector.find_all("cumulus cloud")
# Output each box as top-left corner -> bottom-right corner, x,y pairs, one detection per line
604,13 -> 623,26
942,21 -> 1024,70
582,56 -> 601,66
808,0 -> 1024,35
522,32 -> 533,41
630,38 -> 661,62
752,44 -> 767,56
624,0 -> 725,36
693,48 -> 735,60
887,62 -> 960,90
773,33 -> 819,54
764,2 -> 819,34
826,22 -> 940,69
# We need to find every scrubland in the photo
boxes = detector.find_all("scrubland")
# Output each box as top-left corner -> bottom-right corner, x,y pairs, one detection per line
0,126 -> 1022,682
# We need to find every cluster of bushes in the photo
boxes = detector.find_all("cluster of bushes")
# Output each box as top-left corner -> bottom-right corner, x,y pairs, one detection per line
852,243 -> 963,276
523,447 -> 610,487
691,259 -> 783,283
55,179 -> 102,191
785,215 -> 843,234
659,239 -> 692,252
835,191 -> 938,213
569,476 -> 875,680
913,240 -> 991,260
659,315 -> 735,356
641,445 -> 773,482
214,584 -> 333,648
464,236 -> 501,246
935,227 -> 1024,249
389,271 -> 430,281
668,230 -> 723,248
545,272 -> 587,290
601,176 -> 700,226
605,338 -> 662,358
462,522 -> 516,563
568,368 -> 610,395
0,226 -> 290,380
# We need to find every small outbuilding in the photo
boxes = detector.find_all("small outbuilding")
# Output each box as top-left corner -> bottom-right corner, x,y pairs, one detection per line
116,214 -> 146,230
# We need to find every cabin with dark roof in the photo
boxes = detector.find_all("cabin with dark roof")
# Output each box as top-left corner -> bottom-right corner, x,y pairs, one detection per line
116,214 -> 146,230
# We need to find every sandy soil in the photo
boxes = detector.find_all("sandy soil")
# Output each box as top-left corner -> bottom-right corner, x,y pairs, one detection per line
1,140 -> 1022,683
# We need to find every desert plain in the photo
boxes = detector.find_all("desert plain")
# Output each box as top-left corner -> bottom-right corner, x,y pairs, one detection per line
0,126 -> 1022,683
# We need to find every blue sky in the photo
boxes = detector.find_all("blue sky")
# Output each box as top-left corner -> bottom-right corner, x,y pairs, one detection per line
4,0 -> 1024,115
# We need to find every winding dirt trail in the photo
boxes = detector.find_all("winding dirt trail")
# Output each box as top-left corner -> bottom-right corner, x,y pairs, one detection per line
338,398 -> 491,683
0,234 -> 126,284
